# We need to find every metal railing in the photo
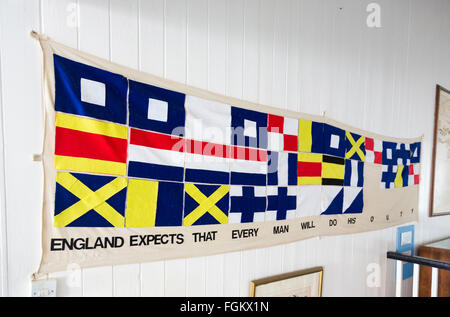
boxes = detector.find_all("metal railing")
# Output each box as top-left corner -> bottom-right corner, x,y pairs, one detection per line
387,251 -> 450,297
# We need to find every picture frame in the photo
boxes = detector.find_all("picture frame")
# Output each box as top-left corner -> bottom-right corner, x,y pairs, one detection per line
249,267 -> 323,297
429,84 -> 450,217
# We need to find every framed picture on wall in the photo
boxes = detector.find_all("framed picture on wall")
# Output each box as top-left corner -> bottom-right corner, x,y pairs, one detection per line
430,84 -> 450,217
249,267 -> 323,297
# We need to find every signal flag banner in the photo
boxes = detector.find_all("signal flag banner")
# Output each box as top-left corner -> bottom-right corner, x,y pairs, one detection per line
33,33 -> 421,275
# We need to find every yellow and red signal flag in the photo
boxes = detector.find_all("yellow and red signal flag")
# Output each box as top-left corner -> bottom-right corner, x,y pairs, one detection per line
54,112 -> 128,176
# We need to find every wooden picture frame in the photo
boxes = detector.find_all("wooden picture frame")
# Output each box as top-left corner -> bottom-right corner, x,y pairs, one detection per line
249,267 -> 323,297
429,84 -> 450,217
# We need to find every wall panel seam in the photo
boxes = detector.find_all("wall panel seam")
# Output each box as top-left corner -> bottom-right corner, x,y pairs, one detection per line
0,27 -> 9,297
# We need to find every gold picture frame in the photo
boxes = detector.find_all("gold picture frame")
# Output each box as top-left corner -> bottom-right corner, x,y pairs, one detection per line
429,84 -> 450,217
249,267 -> 323,297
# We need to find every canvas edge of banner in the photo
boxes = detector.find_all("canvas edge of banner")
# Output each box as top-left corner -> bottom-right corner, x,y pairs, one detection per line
32,33 -> 59,279
32,33 -> 420,276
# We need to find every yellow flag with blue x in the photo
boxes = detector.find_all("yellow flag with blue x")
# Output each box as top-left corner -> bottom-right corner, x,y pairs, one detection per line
54,172 -> 127,227
183,184 -> 229,226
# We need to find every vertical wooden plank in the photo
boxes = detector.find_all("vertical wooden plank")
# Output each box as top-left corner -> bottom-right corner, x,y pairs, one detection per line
327,0 -> 344,122
223,251 -> 240,296
165,259 -> 186,297
186,257 -> 206,296
303,238 -> 318,272
257,0 -> 274,106
314,236 -> 329,296
113,264 -> 141,296
139,0 -> 165,76
380,229 -> 391,297
207,0 -> 227,94
297,0 -> 326,115
286,0 -> 300,111
227,0 -> 244,98
186,0 -> 208,89
0,50 -> 7,296
271,0 -> 288,109
110,0 -> 139,68
0,0 -> 44,296
242,0 -> 259,103
239,249 -> 257,296
365,230 -> 382,297
254,247 -> 270,281
374,230 -> 387,297
315,0 -> 334,118
141,261 -> 165,296
82,267 -> 113,296
293,239 -> 312,276
41,0 -> 78,46
329,234 -> 346,296
385,227 -> 397,296
267,245 -> 283,282
281,242 -> 296,274
78,0 -> 110,59
328,0 -> 364,126
0,0 -> 10,292
389,0 -> 412,138
363,0 -> 398,136
165,0 -> 187,83
345,0 -> 366,130
205,254 -> 224,296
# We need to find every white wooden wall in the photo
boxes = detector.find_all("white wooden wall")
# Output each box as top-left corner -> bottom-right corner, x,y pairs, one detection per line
0,0 -> 449,297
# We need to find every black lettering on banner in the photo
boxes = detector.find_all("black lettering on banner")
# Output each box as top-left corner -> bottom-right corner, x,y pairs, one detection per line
300,221 -> 315,230
273,225 -> 289,234
129,234 -> 184,246
231,228 -> 259,239
329,219 -> 337,226
75,238 -> 87,250
50,238 -> 63,251
347,217 -> 356,225
50,236 -> 125,251
192,231 -> 217,242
